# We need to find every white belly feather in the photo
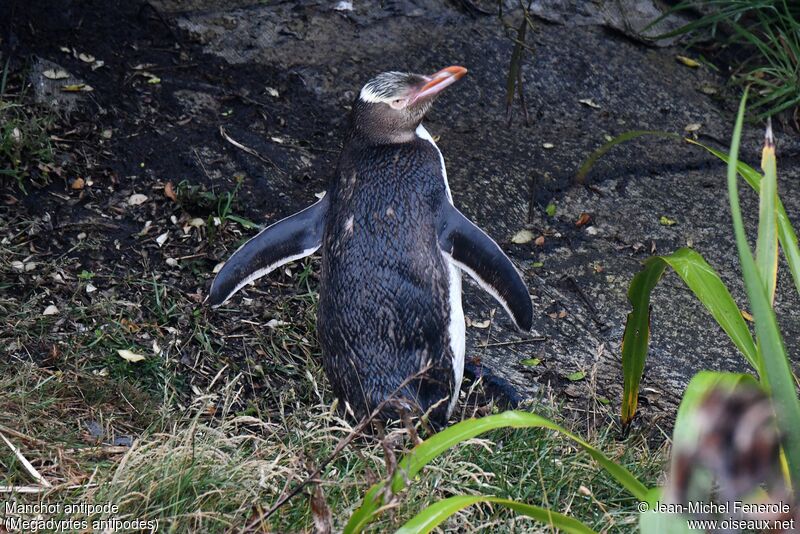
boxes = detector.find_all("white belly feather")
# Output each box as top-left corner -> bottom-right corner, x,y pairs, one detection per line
417,124 -> 466,417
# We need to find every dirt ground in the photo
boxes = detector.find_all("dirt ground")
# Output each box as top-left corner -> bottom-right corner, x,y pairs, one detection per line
2,0 -> 799,441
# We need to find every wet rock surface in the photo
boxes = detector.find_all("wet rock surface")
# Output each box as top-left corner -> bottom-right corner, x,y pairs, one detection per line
5,0 -> 799,427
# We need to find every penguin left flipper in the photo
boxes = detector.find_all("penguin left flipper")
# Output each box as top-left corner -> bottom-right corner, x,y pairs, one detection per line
208,195 -> 329,307
438,204 -> 533,331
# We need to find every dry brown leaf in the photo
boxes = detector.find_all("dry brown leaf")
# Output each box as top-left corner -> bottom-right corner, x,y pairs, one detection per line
575,212 -> 591,227
71,177 -> 85,190
310,484 -> 332,534
43,69 -> 70,80
164,182 -> 177,201
117,349 -> 146,363
128,193 -> 148,206
534,235 -> 545,246
511,229 -> 534,244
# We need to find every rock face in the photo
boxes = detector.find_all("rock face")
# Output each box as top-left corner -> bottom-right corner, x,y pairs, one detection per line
158,0 -> 800,422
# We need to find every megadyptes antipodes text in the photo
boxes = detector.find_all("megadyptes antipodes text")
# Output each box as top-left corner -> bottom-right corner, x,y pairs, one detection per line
209,66 -> 533,427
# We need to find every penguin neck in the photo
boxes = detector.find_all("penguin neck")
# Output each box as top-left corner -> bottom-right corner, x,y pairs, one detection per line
349,122 -> 418,146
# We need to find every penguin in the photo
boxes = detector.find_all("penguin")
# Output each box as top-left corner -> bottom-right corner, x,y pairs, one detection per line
208,66 -> 533,427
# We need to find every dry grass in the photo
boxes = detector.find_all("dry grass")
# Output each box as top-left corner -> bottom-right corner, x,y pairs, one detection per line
0,354 -> 667,532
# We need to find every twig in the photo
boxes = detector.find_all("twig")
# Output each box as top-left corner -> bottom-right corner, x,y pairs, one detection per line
0,424 -> 46,446
0,485 -> 47,493
0,431 -> 52,488
246,365 -> 433,529
562,275 -> 606,328
478,336 -> 546,348
219,126 -> 285,174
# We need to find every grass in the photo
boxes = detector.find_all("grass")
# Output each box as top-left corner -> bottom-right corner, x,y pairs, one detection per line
0,355 -> 666,532
654,1 -> 800,122
1,206 -> 665,531
0,100 -> 56,192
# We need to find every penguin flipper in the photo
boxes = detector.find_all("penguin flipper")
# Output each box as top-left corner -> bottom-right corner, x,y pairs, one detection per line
208,195 -> 329,307
438,204 -> 533,331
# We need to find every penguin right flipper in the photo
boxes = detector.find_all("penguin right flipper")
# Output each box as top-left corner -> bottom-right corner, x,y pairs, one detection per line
438,204 -> 533,331
208,195 -> 329,307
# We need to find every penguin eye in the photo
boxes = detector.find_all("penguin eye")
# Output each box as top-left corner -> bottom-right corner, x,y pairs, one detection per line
389,98 -> 407,110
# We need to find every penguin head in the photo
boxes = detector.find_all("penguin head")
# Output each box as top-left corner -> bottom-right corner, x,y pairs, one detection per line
352,66 -> 467,144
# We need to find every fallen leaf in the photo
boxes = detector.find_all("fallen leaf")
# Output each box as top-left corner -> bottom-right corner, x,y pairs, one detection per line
699,84 -> 718,95
684,123 -> 702,133
511,229 -> 534,244
117,349 -> 146,363
567,370 -> 586,381
310,484 -> 332,534
575,212 -> 591,227
542,142 -> 555,149
213,262 -> 225,274
545,202 -> 557,217
579,485 -> 592,496
91,60 -> 104,71
596,396 -> 611,405
128,193 -> 148,206
164,182 -> 177,201
534,235 -> 545,247
43,305 -> 60,316
741,309 -> 754,322
468,318 -> 491,329
676,55 -> 700,68
659,215 -> 677,226
71,177 -> 85,190
166,258 -> 179,267
147,76 -> 161,85
265,87 -> 280,98
156,232 -> 168,247
78,53 -> 96,63
61,83 -> 93,92
520,358 -> 540,367
43,69 -> 70,80
578,98 -> 601,109
86,283 -> 97,293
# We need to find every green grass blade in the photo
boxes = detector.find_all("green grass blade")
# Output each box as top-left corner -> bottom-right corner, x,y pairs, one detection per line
687,139 -> 800,300
756,122 -> 779,304
620,257 -> 667,426
726,90 -> 800,488
620,249 -> 759,425
639,487 -> 691,534
343,411 -> 649,534
396,495 -> 597,534
662,249 -> 760,371
574,131 -> 681,183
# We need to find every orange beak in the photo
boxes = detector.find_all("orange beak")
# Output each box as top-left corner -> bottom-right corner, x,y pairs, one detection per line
410,66 -> 468,104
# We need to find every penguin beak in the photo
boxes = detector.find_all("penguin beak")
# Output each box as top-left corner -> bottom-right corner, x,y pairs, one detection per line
410,66 -> 468,105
